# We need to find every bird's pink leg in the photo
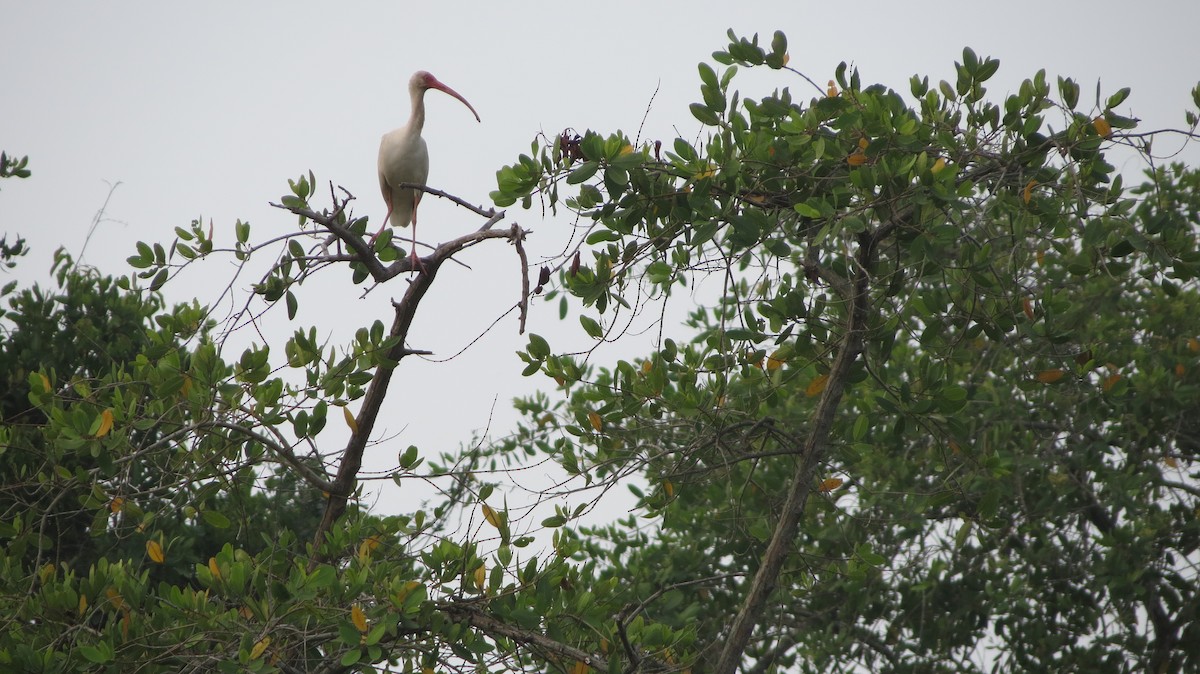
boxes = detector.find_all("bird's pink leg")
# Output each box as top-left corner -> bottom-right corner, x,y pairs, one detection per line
370,192 -> 394,244
408,192 -> 425,273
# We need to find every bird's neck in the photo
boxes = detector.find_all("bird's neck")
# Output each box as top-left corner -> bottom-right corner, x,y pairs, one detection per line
408,90 -> 426,134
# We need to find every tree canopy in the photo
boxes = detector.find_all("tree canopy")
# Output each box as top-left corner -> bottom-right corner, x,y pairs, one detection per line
3,30 -> 1200,674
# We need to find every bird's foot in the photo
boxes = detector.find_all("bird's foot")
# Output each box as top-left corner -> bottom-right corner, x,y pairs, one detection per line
408,249 -> 427,275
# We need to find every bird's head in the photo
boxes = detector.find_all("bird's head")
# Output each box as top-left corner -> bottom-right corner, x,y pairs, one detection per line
410,71 -> 481,123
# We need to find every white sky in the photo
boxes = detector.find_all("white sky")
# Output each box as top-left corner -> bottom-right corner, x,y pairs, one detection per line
4,1 -> 1199,517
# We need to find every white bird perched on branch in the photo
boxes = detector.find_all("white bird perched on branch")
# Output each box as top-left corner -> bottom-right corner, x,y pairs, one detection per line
376,70 -> 480,270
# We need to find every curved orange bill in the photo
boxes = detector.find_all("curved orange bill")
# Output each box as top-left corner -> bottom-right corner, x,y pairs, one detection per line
427,77 -> 481,122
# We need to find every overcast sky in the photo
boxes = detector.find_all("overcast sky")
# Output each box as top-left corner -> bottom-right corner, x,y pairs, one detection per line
4,1 -> 1198,516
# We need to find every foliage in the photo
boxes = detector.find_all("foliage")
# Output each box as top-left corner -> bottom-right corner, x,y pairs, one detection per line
3,30 -> 1200,674
487,30 -> 1200,673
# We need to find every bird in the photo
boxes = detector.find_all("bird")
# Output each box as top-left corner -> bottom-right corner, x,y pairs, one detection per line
376,70 -> 481,271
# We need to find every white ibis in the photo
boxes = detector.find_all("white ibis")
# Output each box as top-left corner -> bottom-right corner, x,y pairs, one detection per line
376,70 -> 481,270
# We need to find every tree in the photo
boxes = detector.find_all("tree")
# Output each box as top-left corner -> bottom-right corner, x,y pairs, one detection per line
485,31 -> 1200,673
3,30 -> 1199,674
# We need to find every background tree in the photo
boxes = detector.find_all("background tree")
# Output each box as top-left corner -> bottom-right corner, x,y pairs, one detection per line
486,31 -> 1200,673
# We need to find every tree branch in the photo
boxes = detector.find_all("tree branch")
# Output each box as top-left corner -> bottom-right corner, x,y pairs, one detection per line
712,231 -> 876,674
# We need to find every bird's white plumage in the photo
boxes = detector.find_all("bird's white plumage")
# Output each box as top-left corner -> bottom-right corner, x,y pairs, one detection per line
376,71 -> 479,267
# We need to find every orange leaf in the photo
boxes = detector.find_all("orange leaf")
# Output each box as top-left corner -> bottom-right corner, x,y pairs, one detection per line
1022,298 -> 1034,320
482,503 -> 502,529
818,477 -> 843,493
1036,249 -> 1046,266
1164,456 -> 1179,469
1102,374 -> 1121,392
146,539 -> 164,564
343,406 -> 358,434
250,636 -> 271,660
105,588 -> 124,611
95,408 -> 114,438
826,80 -> 838,97
1092,116 -> 1112,138
572,660 -> 590,674
587,411 -> 603,432
351,604 -> 368,633
1035,369 -> 1065,384
1190,337 -> 1200,353
78,594 -> 88,616
110,496 -> 125,514
858,137 -> 870,150
1023,179 -> 1037,204
208,557 -> 222,580
806,373 -> 829,397
847,152 -> 867,166
1176,363 -> 1186,378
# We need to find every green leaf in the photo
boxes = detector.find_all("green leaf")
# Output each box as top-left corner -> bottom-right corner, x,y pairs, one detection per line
690,103 -> 721,126
566,161 -> 599,185
201,510 -> 231,528
580,315 -> 603,339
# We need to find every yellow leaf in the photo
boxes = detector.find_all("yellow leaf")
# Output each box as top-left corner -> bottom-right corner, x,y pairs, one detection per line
588,411 -> 603,432
343,406 -> 358,434
826,80 -> 838,97
110,496 -> 125,514
357,539 -> 374,565
619,144 -> 633,155
1022,297 -> 1034,320
473,564 -> 487,591
1022,179 -> 1037,204
663,480 -> 675,498
818,477 -> 843,493
572,660 -> 590,674
39,563 -> 55,584
766,350 -> 786,370
105,588 -> 124,611
209,557 -> 222,580
250,636 -> 270,660
1102,374 -> 1121,392
695,163 -> 717,179
931,157 -> 947,174
782,53 -> 790,66
482,503 -> 502,529
95,408 -> 114,438
395,580 -> 421,604
846,152 -> 867,167
858,137 -> 870,150
146,539 -> 164,564
641,360 -> 653,373
1036,248 -> 1046,266
1092,116 -> 1112,138
121,613 -> 131,639
351,604 -> 368,633
600,638 -> 610,654
423,669 -> 435,674
78,594 -> 87,616
1190,337 -> 1200,353
1164,456 -> 1179,469
1035,369 -> 1065,384
38,372 -> 50,393
806,373 -> 829,397
180,374 -> 192,397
